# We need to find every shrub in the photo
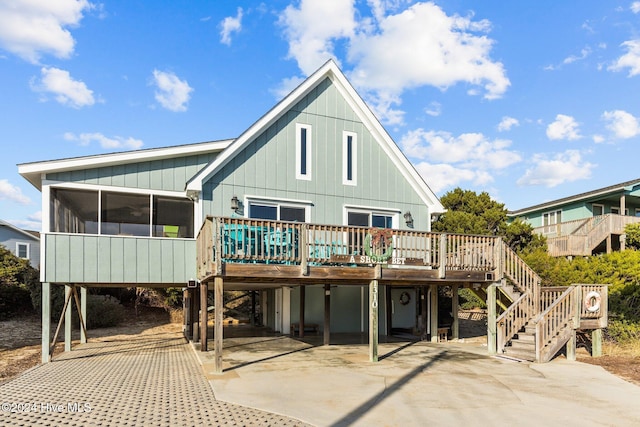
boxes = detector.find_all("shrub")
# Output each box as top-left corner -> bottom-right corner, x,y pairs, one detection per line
83,295 -> 126,329
606,319 -> 640,343
0,284 -> 33,319
459,288 -> 487,310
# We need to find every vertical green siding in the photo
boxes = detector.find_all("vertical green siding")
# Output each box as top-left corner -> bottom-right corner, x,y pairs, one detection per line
44,234 -> 195,284
202,77 -> 430,230
46,153 -> 218,192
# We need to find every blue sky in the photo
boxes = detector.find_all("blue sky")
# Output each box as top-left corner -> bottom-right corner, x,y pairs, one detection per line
2,1 -> 640,230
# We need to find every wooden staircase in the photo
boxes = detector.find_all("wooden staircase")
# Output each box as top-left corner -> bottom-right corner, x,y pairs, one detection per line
493,242 -> 608,362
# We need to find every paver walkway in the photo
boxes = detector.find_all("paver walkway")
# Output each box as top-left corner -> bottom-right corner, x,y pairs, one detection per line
0,331 -> 309,426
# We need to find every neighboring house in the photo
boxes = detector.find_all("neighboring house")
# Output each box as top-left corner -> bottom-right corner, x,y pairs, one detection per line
508,178 -> 640,257
19,60 -> 606,367
0,219 -> 40,268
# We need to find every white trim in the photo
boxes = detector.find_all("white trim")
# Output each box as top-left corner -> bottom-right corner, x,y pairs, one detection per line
185,60 -> 444,215
19,140 -> 233,190
295,123 -> 312,181
592,203 -> 604,216
343,205 -> 400,229
16,242 -> 29,259
43,181 -> 189,198
245,195 -> 312,222
343,131 -> 357,186
46,183 -> 197,239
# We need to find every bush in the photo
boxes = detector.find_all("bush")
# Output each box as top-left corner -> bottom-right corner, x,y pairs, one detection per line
606,320 -> 640,343
0,284 -> 33,320
83,295 -> 126,329
459,288 -> 487,310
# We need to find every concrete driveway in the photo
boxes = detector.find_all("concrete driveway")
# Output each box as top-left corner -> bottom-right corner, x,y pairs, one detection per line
199,335 -> 640,427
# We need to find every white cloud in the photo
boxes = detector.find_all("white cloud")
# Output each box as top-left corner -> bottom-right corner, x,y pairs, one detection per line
220,7 -> 243,46
563,47 -> 591,65
278,2 -> 509,125
0,179 -> 31,205
413,162 -> 478,194
279,0 -> 356,74
11,212 -> 43,231
602,109 -> 640,139
64,132 -> 143,150
497,116 -> 519,132
592,134 -> 605,143
517,150 -> 594,187
151,70 -> 193,112
400,129 -> 521,193
425,101 -> 441,117
31,67 -> 96,108
632,2 -> 640,13
0,0 -> 92,63
270,75 -> 306,100
546,114 -> 581,140
609,40 -> 640,76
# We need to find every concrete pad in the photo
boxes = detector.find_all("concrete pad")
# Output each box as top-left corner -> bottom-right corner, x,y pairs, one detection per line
199,337 -> 640,426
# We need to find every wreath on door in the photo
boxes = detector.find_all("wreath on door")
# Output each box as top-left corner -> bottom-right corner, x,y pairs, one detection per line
399,291 -> 411,305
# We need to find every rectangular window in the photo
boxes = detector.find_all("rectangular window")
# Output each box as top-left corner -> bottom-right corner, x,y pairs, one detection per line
346,209 -> 397,255
296,124 -> 312,180
50,187 -> 194,238
636,208 -> 640,217
592,204 -> 604,216
16,243 -> 28,259
610,207 -> 628,215
543,210 -> 561,226
249,202 -> 307,222
343,131 -> 357,185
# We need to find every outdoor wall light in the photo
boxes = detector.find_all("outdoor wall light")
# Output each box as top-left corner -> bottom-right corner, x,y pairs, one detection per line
404,211 -> 414,228
231,196 -> 239,212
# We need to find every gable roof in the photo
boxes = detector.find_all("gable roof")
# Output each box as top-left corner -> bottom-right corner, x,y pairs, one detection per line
0,219 -> 40,241
18,139 -> 234,190
186,60 -> 445,213
509,178 -> 640,216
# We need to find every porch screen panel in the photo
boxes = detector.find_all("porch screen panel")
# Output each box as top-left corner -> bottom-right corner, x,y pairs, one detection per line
101,192 -> 150,236
50,188 -> 98,234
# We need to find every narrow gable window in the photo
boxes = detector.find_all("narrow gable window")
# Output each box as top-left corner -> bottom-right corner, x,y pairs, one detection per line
343,131 -> 357,185
296,124 -> 312,180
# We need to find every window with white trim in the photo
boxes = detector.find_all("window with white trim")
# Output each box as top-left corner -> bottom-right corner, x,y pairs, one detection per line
16,242 -> 28,259
248,200 -> 308,222
343,131 -> 357,185
296,124 -> 312,180
542,210 -> 561,234
592,204 -> 604,216
611,207 -> 629,215
636,208 -> 640,217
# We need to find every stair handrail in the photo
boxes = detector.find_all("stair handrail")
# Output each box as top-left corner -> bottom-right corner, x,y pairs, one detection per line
494,242 -> 542,352
533,285 -> 578,362
496,290 -> 533,354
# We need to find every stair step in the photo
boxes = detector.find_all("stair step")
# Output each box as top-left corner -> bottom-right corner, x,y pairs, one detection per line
515,332 -> 535,342
510,340 -> 535,351
503,348 -> 536,362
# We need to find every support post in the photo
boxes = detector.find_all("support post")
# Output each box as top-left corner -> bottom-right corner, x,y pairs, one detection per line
299,285 -> 306,338
421,287 -> 427,339
487,283 -> 497,354
369,279 -> 379,362
385,285 -> 392,336
80,287 -> 87,344
592,329 -> 603,357
214,277 -> 224,374
430,285 -> 438,343
200,280 -> 208,351
64,285 -> 72,352
42,282 -> 51,363
566,331 -> 577,361
452,284 -> 459,340
251,291 -> 256,326
324,284 -> 331,346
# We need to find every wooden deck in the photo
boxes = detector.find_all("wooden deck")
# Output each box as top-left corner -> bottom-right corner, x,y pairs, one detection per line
197,216 -> 501,286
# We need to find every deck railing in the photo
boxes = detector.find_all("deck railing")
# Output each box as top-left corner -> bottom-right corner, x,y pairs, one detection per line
536,214 -> 640,256
496,291 -> 535,354
197,216 -> 500,278
534,286 -> 578,362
